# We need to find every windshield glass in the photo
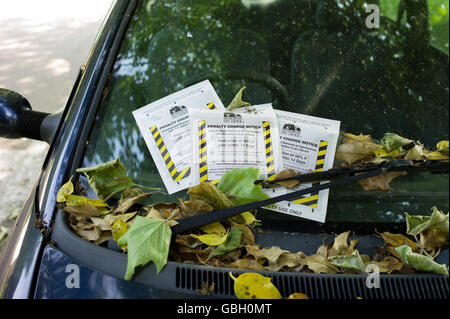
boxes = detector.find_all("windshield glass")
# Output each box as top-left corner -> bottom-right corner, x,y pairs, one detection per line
82,0 -> 449,227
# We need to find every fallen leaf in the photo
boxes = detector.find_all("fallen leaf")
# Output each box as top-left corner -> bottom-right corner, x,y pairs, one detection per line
76,158 -> 136,201
188,182 -> 234,209
229,272 -> 282,299
405,207 -> 449,251
367,256 -> 405,274
286,293 -> 309,299
217,168 -> 270,206
381,133 -> 414,152
228,258 -> 266,271
56,176 -> 74,202
404,145 -> 428,160
200,222 -> 227,235
191,231 -> 229,246
377,231 -> 418,259
336,138 -> 382,165
226,86 -> 251,111
117,216 -> 172,279
395,245 -> 448,275
116,188 -> 151,214
327,231 -> 361,257
303,254 -> 339,274
328,250 -> 366,273
177,199 -> 214,218
273,169 -> 300,188
357,171 -> 407,191
208,228 -> 244,260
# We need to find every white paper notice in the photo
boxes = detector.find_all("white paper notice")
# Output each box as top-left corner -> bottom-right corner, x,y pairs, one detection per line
132,80 -> 225,194
190,105 -> 282,185
264,110 -> 340,223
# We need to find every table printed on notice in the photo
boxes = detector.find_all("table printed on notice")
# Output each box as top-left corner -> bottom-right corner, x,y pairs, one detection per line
189,106 -> 282,185
265,110 -> 340,223
132,80 -> 225,194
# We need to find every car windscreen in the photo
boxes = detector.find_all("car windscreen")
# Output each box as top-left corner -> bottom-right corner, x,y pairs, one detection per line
81,0 -> 449,227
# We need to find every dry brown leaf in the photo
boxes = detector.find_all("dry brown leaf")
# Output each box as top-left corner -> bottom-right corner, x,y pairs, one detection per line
304,254 -> 340,274
327,231 -> 361,257
357,171 -> 407,191
274,169 -> 300,188
367,256 -> 405,274
228,257 -> 265,271
377,231 -> 419,259
177,199 -> 214,218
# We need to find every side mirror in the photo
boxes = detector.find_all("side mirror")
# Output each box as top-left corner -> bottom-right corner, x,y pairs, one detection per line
0,88 -> 61,143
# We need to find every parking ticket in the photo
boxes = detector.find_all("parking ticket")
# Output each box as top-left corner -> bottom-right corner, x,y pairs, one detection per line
264,110 -> 340,223
189,106 -> 282,185
132,80 -> 225,194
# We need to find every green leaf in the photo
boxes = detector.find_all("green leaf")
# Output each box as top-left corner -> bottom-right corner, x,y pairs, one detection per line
328,250 -> 366,273
208,227 -> 244,259
76,158 -> 136,201
395,245 -> 448,276
118,216 -> 172,280
217,168 -> 269,205
226,86 -> 250,111
381,133 -> 414,152
57,176 -> 74,202
405,207 -> 449,237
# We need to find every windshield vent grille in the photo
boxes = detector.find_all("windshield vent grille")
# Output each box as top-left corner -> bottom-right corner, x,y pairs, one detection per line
175,266 -> 449,299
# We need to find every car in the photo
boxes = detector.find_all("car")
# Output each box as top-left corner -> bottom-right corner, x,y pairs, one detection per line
0,0 -> 448,300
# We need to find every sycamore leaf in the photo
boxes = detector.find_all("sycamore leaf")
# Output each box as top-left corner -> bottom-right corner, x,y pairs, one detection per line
57,176 -> 74,202
188,182 -> 234,209
217,168 -> 269,205
228,257 -> 266,271
191,231 -> 229,246
286,293 -> 309,299
405,207 -> 449,251
381,133 -> 414,152
76,158 -> 136,201
116,188 -> 151,214
395,245 -> 448,276
367,256 -> 405,274
239,212 -> 258,226
341,133 -> 376,144
229,272 -> 282,299
226,86 -> 251,111
64,203 -> 102,218
404,145 -> 428,160
273,169 -> 300,188
208,228 -> 244,260
425,151 -> 449,160
304,254 -> 339,274
177,199 -> 214,218
436,140 -> 449,154
112,219 -> 128,244
328,250 -> 366,273
117,216 -> 172,280
357,171 -> 407,191
327,231 -> 361,257
377,231 -> 419,259
200,222 -> 227,235
336,138 -> 382,165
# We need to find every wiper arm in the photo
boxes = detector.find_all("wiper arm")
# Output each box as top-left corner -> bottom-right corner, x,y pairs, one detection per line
172,160 -> 449,235
260,159 -> 449,188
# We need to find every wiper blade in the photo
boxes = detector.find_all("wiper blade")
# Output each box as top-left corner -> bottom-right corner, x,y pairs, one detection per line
172,160 -> 445,235
260,159 -> 449,187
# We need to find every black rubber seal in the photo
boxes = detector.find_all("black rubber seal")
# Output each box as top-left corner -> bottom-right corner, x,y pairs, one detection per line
17,110 -> 49,140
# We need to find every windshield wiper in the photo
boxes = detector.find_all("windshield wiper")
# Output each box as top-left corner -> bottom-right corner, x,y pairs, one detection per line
172,160 -> 449,235
260,159 -> 449,188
